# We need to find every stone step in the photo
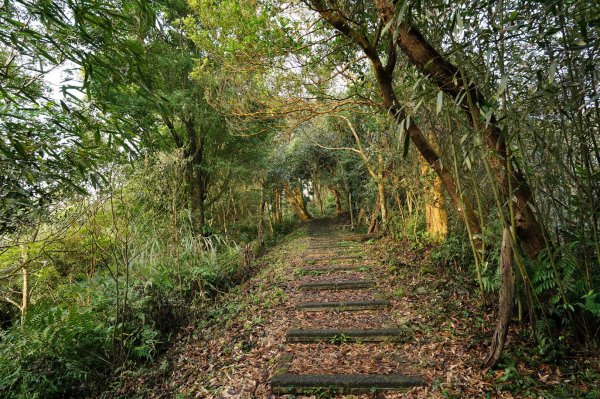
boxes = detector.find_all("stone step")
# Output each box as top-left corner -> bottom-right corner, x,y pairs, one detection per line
304,252 -> 361,258
271,373 -> 425,394
286,328 -> 405,343
308,241 -> 354,244
299,280 -> 375,290
307,244 -> 352,247
297,300 -> 389,311
298,266 -> 367,275
308,243 -> 356,248
306,255 -> 363,262
306,248 -> 359,252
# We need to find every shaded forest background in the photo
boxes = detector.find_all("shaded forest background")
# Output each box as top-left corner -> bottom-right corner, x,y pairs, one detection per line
0,0 -> 598,397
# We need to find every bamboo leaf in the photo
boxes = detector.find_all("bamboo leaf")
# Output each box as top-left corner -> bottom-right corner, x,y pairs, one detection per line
456,13 -> 463,33
402,127 -> 410,158
60,100 -> 70,114
497,75 -> 508,96
381,18 -> 394,37
397,118 -> 405,150
397,0 -> 410,26
548,60 -> 558,84
415,98 -> 423,111
436,91 -> 443,114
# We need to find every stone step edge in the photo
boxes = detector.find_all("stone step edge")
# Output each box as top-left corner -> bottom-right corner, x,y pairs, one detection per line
305,255 -> 363,259
304,250 -> 362,255
286,328 -> 405,343
298,266 -> 369,274
271,373 -> 425,394
307,244 -> 357,248
299,280 -> 376,290
296,300 -> 389,311
306,239 -> 360,248
306,256 -> 364,261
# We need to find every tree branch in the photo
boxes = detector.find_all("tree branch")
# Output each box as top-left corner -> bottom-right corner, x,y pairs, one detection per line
3,296 -> 22,311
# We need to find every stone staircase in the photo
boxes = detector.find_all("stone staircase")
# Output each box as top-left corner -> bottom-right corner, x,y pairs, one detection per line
271,219 -> 424,395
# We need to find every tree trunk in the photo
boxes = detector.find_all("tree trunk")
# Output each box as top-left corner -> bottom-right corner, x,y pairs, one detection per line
315,181 -> 324,215
374,0 -> 545,259
483,227 -> 515,368
20,245 -> 29,319
329,185 -> 343,216
377,171 -> 387,225
267,200 -> 275,235
275,189 -> 283,223
193,172 -> 206,227
401,113 -> 480,247
258,184 -> 265,247
357,207 -> 365,227
349,192 -> 354,229
294,186 -> 307,211
420,134 -> 448,241
368,199 -> 381,234
184,118 -> 207,232
284,182 -> 312,221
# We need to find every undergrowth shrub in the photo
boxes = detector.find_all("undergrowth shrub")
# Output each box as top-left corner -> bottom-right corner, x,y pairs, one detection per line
0,238 -> 250,399
387,212 -> 429,250
533,241 -> 600,346
429,234 -> 474,270
263,216 -> 299,247
0,304 -> 110,399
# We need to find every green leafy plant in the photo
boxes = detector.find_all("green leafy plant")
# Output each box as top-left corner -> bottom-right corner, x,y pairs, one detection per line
329,333 -> 349,344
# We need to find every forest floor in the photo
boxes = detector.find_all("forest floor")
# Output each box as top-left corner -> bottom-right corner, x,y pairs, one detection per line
109,218 -> 600,399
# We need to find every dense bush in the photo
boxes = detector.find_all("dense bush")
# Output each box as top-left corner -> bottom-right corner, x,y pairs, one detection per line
429,234 -> 474,271
0,304 -> 111,398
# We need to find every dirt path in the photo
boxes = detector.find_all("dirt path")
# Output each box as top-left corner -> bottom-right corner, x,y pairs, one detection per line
270,219 -> 424,395
165,218 -> 436,398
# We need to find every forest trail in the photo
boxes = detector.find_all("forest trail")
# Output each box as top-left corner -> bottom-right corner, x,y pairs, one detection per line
270,218 -> 424,395
4,2 -> 599,398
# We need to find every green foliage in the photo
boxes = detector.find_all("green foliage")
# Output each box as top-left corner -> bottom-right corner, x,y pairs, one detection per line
0,150 -> 286,398
534,244 -> 577,299
0,305 -> 110,398
533,242 -> 597,327
0,0 -> 159,234
329,333 -> 349,344
0,236 -> 246,398
429,234 -> 474,270
1,0 -> 599,397
480,265 -> 501,294
387,212 -> 430,250
580,290 -> 600,318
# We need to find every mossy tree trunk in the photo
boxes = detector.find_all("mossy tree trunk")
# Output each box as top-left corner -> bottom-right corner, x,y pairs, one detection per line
328,185 -> 343,216
420,134 -> 448,242
284,182 -> 312,222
